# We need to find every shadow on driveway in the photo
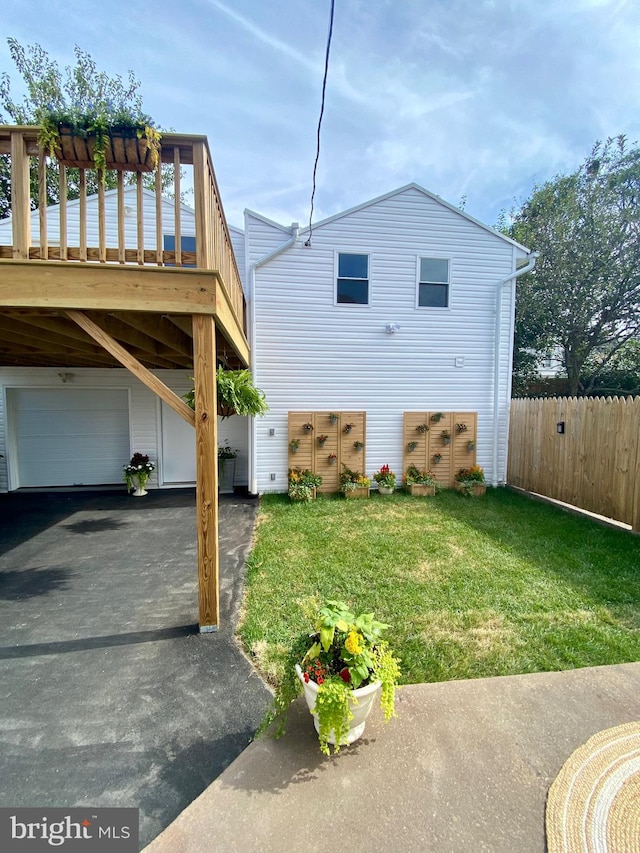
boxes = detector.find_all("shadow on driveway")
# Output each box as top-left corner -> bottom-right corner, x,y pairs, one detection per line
0,489 -> 271,849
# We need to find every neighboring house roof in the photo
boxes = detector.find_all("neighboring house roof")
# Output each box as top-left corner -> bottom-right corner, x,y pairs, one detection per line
246,182 -> 530,255
0,187 -> 196,229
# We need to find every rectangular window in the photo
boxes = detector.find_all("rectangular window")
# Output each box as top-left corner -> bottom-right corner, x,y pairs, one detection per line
163,234 -> 197,267
418,257 -> 449,308
337,253 -> 369,305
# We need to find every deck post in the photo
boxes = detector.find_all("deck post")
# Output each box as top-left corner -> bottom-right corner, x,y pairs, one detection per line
192,313 -> 220,631
11,132 -> 30,260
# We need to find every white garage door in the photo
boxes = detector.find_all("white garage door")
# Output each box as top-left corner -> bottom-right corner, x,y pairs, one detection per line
9,388 -> 131,487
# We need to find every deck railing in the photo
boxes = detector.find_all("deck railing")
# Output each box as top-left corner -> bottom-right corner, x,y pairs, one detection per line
0,126 -> 246,329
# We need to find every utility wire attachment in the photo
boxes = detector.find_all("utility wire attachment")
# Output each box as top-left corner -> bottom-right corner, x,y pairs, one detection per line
304,0 -> 335,247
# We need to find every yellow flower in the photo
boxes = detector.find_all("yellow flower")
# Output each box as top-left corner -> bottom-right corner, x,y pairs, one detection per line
345,630 -> 363,655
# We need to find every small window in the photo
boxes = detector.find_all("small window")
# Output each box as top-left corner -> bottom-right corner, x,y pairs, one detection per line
418,257 -> 449,308
163,235 -> 197,267
337,253 -> 369,305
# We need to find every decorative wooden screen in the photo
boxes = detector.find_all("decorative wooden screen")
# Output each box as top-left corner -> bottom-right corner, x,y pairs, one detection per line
288,411 -> 366,493
403,412 -> 477,488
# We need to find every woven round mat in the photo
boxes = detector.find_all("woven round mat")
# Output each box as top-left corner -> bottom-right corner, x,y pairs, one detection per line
546,721 -> 640,853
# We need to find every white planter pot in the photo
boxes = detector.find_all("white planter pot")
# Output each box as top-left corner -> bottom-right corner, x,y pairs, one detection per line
295,664 -> 381,747
131,475 -> 147,497
377,485 -> 394,495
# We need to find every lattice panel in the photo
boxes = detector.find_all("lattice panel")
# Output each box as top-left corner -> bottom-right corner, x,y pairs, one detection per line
403,412 -> 477,488
288,411 -> 366,493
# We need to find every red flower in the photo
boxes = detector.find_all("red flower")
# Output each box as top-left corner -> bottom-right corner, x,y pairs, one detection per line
317,677 -> 324,684
339,667 -> 351,683
303,673 -> 309,683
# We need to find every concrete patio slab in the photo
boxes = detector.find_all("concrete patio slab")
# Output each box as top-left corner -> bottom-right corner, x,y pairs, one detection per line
0,489 -> 271,849
144,661 -> 640,853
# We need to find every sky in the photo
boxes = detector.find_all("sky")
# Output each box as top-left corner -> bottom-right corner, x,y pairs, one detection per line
1,0 -> 639,231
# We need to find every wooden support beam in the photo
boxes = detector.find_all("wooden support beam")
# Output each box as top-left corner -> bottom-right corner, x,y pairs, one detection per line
0,261 -> 218,314
65,310 -> 196,426
192,313 -> 219,631
10,132 -> 30,259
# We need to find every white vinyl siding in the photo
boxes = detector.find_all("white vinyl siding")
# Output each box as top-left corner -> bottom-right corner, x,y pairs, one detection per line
249,185 -> 527,492
0,369 -> 250,492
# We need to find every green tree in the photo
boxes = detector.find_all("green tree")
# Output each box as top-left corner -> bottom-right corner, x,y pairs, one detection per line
506,136 -> 640,396
0,39 -> 176,218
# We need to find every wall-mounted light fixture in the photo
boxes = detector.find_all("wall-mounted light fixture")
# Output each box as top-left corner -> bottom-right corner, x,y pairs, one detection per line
385,323 -> 400,335
556,421 -> 565,434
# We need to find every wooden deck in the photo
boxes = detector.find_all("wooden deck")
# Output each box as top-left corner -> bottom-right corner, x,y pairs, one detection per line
0,125 -> 251,631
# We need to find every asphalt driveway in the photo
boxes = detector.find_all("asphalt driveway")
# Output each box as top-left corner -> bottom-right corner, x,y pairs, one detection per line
0,489 -> 271,849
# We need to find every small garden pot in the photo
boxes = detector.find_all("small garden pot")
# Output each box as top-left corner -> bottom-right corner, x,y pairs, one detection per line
131,475 -> 148,497
377,486 -> 394,495
295,665 -> 381,747
407,483 -> 436,497
442,437 -> 451,446
328,456 -> 337,465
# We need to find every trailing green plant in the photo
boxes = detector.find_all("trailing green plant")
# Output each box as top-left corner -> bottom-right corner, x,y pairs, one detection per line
430,412 -> 444,422
289,439 -> 300,452
455,422 -> 468,433
353,440 -> 365,451
416,423 -> 429,433
407,440 -> 419,452
328,413 -> 339,424
261,600 -> 401,755
183,367 -> 269,419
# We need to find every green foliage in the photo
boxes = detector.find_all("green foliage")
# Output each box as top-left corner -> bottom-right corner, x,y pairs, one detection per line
313,678 -> 353,755
404,465 -> 436,486
258,599 -> 400,754
240,490 -> 640,691
183,368 -> 269,419
339,465 -> 370,491
0,38 -> 178,215
505,135 -> 640,396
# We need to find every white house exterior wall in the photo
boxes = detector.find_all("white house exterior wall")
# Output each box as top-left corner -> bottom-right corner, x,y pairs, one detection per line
244,212 -> 291,269
0,188 -> 195,250
0,368 -> 249,492
250,186 -> 525,493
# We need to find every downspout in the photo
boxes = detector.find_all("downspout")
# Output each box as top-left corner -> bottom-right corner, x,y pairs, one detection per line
492,251 -> 539,486
248,224 -> 300,495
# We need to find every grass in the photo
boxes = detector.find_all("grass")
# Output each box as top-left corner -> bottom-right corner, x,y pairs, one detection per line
238,488 -> 640,688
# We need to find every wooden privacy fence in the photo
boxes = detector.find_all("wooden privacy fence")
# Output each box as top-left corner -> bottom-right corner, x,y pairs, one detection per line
508,396 -> 640,531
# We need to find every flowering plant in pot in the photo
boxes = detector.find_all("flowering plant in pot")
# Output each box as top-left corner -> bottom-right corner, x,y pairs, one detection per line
373,464 -> 396,494
288,468 -> 322,502
455,465 -> 486,496
404,465 -> 437,496
317,434 -> 328,446
339,466 -> 370,496
124,452 -> 154,495
327,453 -> 338,464
263,600 -> 401,755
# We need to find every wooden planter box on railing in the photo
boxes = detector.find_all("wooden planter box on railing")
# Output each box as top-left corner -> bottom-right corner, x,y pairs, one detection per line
55,125 -> 157,171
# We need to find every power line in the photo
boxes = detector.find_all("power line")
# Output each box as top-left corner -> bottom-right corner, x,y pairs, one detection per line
304,0 -> 335,247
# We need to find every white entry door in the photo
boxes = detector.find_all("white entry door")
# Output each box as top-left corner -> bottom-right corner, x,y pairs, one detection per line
8,388 -> 130,487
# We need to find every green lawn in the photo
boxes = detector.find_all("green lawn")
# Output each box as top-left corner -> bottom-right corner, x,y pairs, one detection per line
238,488 -> 640,688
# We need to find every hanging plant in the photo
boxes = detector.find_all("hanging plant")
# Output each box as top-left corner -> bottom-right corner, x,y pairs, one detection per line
441,430 -> 451,446
289,439 -> 300,453
328,453 -> 337,464
303,423 -> 314,433
184,368 -> 269,419
433,452 -> 442,464
430,412 -> 444,423
467,440 -> 475,451
416,423 -> 429,434
456,423 -> 468,434
329,413 -> 339,424
407,441 -> 419,452
343,423 -> 355,434
354,441 -> 365,451
318,434 -> 328,446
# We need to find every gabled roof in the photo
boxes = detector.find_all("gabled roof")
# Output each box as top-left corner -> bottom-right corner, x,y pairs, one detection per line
243,208 -> 293,233
291,183 -> 529,254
